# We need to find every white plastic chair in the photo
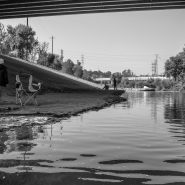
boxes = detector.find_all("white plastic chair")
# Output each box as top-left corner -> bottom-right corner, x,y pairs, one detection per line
24,75 -> 41,106
15,75 -> 27,106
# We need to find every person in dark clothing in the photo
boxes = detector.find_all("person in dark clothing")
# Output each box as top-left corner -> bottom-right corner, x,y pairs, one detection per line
113,77 -> 117,90
103,82 -> 109,90
0,59 -> 9,101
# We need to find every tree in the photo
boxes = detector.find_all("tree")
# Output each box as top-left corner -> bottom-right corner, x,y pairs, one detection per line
122,69 -> 134,77
82,69 -> 91,80
30,41 -> 49,63
162,79 -> 173,90
144,78 -> 155,88
5,24 -> 38,60
53,55 -> 62,70
47,54 -> 55,67
0,23 -> 10,54
177,47 -> 185,61
165,46 -> 185,81
61,59 -> 74,75
104,71 -> 112,78
0,23 -> 5,53
165,56 -> 184,81
38,42 -> 49,58
37,42 -> 49,66
73,60 -> 83,78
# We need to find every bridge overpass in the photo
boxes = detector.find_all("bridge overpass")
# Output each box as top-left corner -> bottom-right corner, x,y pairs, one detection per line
0,0 -> 185,19
0,1 -> 183,91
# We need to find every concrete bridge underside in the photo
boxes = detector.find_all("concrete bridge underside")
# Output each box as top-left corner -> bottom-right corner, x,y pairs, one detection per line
0,0 -> 185,20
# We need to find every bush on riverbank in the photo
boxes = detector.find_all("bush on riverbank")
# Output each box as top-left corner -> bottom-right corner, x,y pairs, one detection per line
119,78 -> 175,91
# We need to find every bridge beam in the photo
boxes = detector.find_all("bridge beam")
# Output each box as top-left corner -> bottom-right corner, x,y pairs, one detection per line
0,0 -> 185,19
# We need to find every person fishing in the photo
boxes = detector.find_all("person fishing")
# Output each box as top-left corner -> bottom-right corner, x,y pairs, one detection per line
113,77 -> 117,90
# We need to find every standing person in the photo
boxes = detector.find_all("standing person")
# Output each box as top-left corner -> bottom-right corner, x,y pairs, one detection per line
113,77 -> 117,90
0,58 -> 9,102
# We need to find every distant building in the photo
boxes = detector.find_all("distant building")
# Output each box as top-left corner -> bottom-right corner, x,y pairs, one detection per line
127,76 -> 169,81
94,77 -> 111,85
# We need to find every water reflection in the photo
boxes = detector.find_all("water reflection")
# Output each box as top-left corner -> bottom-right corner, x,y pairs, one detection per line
125,92 -> 161,121
0,117 -> 53,154
164,93 -> 185,145
0,93 -> 185,184
5,126 -> 37,153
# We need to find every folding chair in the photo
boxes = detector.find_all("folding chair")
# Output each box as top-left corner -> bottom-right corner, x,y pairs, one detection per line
24,75 -> 41,106
15,75 -> 27,106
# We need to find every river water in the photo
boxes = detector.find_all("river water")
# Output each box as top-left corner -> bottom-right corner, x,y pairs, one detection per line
0,92 -> 185,185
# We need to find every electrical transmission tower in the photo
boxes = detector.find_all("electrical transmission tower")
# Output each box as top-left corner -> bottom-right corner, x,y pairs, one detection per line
152,54 -> 159,76
81,54 -> 84,67
60,49 -> 64,62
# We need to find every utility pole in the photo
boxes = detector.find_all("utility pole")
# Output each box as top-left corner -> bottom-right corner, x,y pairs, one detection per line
27,17 -> 29,26
51,36 -> 54,54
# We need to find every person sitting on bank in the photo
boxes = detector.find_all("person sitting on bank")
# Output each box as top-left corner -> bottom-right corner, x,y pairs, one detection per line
103,82 -> 109,90
0,58 -> 9,102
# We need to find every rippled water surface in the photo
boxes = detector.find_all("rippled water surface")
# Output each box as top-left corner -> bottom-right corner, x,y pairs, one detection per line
1,92 -> 185,184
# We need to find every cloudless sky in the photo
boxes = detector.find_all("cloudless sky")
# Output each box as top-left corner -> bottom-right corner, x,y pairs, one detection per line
1,9 -> 185,75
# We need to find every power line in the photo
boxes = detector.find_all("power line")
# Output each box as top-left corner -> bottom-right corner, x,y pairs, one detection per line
63,49 -> 170,59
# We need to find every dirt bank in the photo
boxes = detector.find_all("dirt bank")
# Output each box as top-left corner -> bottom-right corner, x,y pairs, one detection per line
0,90 -> 126,117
